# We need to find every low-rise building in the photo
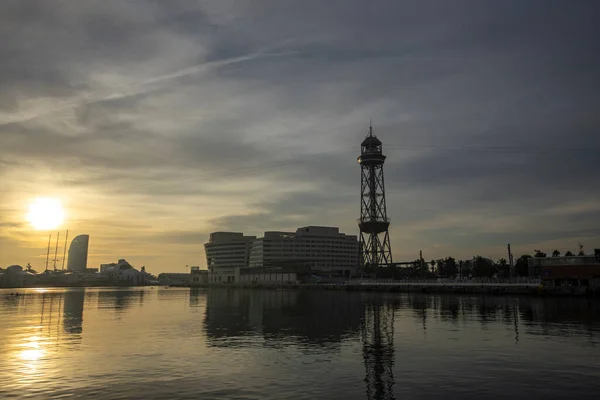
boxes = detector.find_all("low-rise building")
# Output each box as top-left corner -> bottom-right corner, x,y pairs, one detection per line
158,272 -> 191,286
238,269 -> 298,284
0,265 -> 36,288
191,266 -> 208,285
529,252 -> 600,287
100,259 -> 151,285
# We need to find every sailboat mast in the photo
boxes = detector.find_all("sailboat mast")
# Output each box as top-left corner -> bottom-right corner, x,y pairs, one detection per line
61,229 -> 69,270
45,233 -> 51,272
53,231 -> 60,271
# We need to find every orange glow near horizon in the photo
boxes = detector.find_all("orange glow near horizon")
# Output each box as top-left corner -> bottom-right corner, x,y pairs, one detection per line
26,198 -> 65,230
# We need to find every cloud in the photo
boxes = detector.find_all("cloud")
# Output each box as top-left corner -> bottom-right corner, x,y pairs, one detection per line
1,1 -> 599,270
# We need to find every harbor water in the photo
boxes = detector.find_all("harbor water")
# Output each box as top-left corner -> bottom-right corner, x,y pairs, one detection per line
1,287 -> 599,399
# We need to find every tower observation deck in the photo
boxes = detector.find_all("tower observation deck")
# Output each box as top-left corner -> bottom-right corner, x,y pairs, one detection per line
357,124 -> 392,269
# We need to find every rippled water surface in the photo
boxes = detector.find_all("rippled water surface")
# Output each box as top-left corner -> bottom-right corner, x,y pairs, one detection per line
1,287 -> 599,399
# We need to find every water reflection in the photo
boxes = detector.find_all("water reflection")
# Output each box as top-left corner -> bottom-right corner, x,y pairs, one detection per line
63,290 -> 85,334
97,289 -> 146,313
361,302 -> 395,400
387,294 -> 600,341
1,288 -> 599,399
0,288 -> 87,391
203,289 -> 365,347
201,290 -> 600,399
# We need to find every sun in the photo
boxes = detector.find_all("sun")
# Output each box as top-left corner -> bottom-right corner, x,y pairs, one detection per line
26,198 -> 65,230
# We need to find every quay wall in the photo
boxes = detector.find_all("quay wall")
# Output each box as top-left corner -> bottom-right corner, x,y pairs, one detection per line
185,280 -> 598,297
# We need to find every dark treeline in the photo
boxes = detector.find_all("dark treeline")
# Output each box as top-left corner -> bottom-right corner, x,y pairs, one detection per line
366,246 -> 589,279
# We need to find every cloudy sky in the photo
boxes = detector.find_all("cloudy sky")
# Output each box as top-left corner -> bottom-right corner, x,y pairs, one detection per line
1,0 -> 599,272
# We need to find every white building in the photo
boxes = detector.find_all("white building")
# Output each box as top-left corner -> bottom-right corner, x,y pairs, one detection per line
204,226 -> 359,283
100,259 -> 149,285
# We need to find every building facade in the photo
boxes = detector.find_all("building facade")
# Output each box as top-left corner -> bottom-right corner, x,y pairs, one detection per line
204,232 -> 256,283
67,234 -> 89,272
529,254 -> 600,287
190,266 -> 208,285
248,226 -> 359,276
205,226 -> 359,283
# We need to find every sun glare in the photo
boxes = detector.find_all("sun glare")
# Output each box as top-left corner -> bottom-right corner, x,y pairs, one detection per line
26,198 -> 65,230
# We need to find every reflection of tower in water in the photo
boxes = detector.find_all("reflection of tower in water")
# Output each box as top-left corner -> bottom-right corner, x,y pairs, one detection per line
361,302 -> 396,400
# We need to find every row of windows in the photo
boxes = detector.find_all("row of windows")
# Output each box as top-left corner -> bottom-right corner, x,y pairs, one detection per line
251,254 -> 357,259
206,245 -> 251,249
254,249 -> 357,254
257,247 -> 357,252
206,254 -> 249,259
206,251 -> 250,256
261,242 -> 356,246
248,263 -> 356,269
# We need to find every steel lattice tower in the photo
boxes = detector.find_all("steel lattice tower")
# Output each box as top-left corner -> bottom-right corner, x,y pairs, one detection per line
358,124 -> 392,270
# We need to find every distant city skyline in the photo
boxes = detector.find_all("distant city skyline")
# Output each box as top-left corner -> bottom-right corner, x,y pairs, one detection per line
1,1 -> 599,272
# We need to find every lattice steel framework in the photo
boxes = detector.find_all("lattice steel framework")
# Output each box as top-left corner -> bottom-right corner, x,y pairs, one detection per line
357,124 -> 392,269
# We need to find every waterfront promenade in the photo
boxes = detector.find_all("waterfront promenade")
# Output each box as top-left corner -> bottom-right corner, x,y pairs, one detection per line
348,278 -> 541,287
193,278 -> 596,297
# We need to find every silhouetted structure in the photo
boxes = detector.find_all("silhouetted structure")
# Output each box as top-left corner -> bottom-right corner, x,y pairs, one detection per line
248,226 -> 359,275
528,255 -> 600,287
358,124 -> 392,269
205,232 -> 256,283
67,234 -> 89,272
204,227 -> 359,283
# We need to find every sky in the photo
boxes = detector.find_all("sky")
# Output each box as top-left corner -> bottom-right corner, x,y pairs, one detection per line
1,0 -> 599,273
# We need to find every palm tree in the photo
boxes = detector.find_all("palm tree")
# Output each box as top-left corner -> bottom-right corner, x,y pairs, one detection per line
534,249 -> 546,258
552,249 -> 561,257
565,251 -> 574,257
497,258 -> 509,277
473,256 -> 494,277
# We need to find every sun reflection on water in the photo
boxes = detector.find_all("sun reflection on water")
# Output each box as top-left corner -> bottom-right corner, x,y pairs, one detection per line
16,335 -> 46,370
20,348 -> 45,362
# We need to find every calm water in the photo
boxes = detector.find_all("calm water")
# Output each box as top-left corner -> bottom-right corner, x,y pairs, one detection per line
1,288 -> 599,399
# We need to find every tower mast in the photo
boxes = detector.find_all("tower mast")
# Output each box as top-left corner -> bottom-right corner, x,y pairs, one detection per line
53,231 -> 60,271
357,122 -> 392,273
61,230 -> 69,270
45,233 -> 51,272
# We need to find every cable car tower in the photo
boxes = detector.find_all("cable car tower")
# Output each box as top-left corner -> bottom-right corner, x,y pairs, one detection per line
357,123 -> 392,270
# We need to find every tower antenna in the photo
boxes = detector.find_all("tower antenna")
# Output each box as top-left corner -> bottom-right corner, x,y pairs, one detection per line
357,122 -> 392,275
53,231 -> 60,271
61,230 -> 69,270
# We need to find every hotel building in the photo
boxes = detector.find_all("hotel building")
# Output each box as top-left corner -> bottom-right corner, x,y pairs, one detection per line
205,226 -> 359,283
